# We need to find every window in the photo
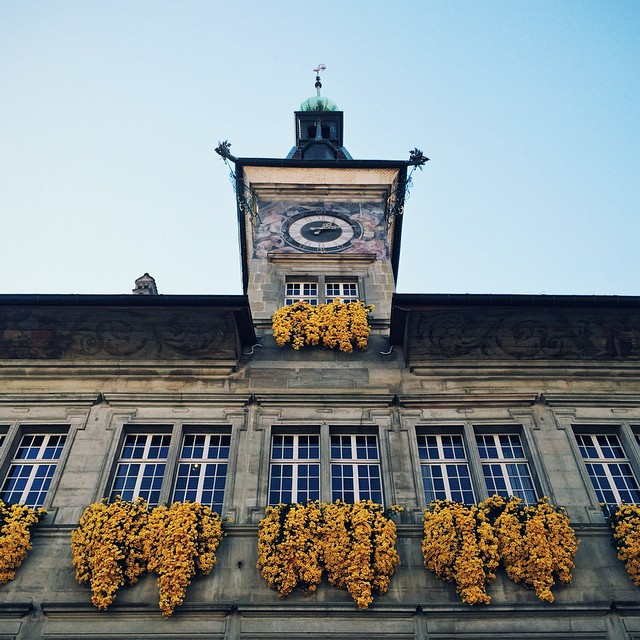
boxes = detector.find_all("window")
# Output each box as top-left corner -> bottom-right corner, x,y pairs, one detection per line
285,281 -> 318,306
575,433 -> 640,507
108,426 -> 233,512
330,434 -> 382,503
417,433 -> 475,504
268,430 -> 383,505
326,281 -> 358,303
269,434 -> 320,505
110,433 -> 171,507
476,433 -> 537,503
173,433 -> 231,513
0,433 -> 68,508
284,278 -> 359,306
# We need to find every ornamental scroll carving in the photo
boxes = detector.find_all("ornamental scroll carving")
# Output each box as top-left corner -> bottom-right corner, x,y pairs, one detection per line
409,308 -> 640,360
0,308 -> 237,360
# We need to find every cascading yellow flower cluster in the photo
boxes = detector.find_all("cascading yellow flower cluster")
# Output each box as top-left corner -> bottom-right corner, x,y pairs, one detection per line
422,499 -> 499,605
257,501 -> 402,608
610,503 -> 640,587
141,501 -> 224,616
272,300 -> 373,353
422,496 -> 578,604
0,499 -> 46,588
71,497 -> 148,610
487,495 -> 577,602
71,498 -> 224,616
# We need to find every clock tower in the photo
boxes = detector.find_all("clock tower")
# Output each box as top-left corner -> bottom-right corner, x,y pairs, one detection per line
222,69 -> 414,334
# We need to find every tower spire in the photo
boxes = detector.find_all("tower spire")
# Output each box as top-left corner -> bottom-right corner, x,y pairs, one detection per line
288,65 -> 351,160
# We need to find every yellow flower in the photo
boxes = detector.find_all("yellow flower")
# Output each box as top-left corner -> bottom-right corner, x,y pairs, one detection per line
482,495 -> 578,603
257,500 -> 400,608
0,500 -> 45,589
611,503 -> 640,587
272,301 -> 373,353
422,500 -> 498,605
71,498 -> 224,616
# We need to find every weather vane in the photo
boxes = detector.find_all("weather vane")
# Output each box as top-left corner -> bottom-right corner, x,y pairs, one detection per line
313,64 -> 326,95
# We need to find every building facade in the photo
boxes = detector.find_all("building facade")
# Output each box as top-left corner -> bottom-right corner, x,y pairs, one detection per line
1,79 -> 640,639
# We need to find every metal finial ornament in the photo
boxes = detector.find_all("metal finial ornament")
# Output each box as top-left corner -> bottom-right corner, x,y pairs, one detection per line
409,148 -> 429,169
313,64 -> 326,96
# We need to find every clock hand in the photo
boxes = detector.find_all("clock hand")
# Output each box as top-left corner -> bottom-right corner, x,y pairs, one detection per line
309,222 -> 339,235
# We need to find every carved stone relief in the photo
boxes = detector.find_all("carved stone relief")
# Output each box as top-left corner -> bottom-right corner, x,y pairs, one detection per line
409,308 -> 640,360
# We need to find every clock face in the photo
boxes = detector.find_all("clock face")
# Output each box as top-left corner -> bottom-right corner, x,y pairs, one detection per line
282,211 -> 362,253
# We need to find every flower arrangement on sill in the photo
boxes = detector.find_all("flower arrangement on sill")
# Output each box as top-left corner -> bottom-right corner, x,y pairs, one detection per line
0,499 -> 46,589
485,495 -> 578,602
272,299 -> 374,353
71,497 -> 148,610
71,498 -> 224,616
422,499 -> 499,605
422,496 -> 578,605
610,503 -> 640,587
142,501 -> 224,616
257,500 -> 402,608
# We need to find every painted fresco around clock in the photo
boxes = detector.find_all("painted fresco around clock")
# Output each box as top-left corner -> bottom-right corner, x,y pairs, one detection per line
253,201 -> 387,259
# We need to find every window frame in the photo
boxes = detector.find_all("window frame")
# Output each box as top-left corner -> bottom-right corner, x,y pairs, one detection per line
0,422 -> 74,510
267,424 -> 385,506
172,427 -> 233,513
284,279 -> 319,306
412,421 -> 543,508
284,276 -> 361,306
108,429 -> 173,507
103,421 -> 237,514
572,424 -> 640,509
474,430 -> 538,504
415,429 -> 476,504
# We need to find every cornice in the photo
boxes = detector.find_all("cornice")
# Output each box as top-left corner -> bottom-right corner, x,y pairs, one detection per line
0,393 -> 99,406
252,392 -> 395,407
542,392 -> 640,407
102,393 -> 252,407
396,393 -> 538,408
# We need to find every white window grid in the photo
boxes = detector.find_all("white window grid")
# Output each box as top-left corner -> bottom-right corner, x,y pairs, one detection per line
173,433 -> 231,514
417,433 -> 475,504
476,433 -> 537,503
575,433 -> 640,507
110,433 -> 171,507
285,281 -> 318,306
269,434 -> 320,505
326,281 -> 358,303
0,433 -> 68,508
330,434 -> 382,504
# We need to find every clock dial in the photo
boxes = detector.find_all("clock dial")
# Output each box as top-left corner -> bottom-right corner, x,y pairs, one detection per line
282,212 -> 361,253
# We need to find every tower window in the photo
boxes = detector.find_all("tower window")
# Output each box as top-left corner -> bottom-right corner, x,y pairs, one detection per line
285,281 -> 318,305
326,281 -> 358,303
285,278 -> 359,306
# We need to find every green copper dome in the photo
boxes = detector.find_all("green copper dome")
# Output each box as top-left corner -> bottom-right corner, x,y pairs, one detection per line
299,95 -> 339,112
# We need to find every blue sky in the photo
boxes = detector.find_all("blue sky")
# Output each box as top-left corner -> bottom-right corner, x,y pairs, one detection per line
1,1 -> 639,295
